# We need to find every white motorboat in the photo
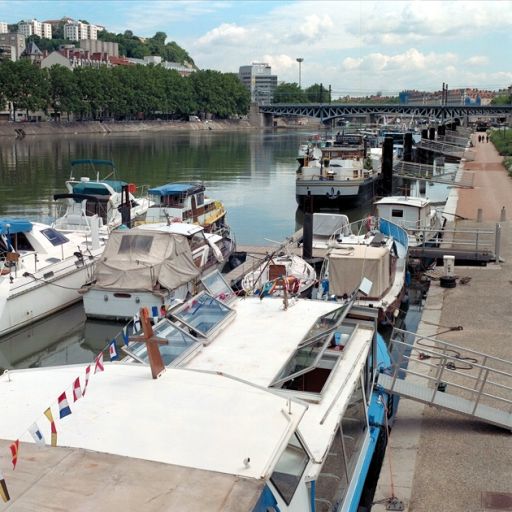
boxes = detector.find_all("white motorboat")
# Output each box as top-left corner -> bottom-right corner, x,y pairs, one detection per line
316,213 -> 409,324
374,196 -> 445,246
81,222 -> 235,320
0,286 -> 395,512
141,182 -> 230,235
242,253 -> 316,297
0,217 -> 105,337
53,159 -> 152,235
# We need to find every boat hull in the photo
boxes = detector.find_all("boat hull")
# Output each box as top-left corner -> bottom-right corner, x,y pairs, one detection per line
0,262 -> 95,337
296,176 -> 380,208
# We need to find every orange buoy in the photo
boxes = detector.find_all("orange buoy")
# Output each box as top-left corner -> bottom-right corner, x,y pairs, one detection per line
128,183 -> 137,194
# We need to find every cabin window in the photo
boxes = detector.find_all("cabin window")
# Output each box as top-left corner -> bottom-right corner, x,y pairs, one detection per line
270,433 -> 309,505
171,292 -> 233,337
189,232 -> 206,251
271,306 -> 355,397
123,319 -> 200,366
391,209 -> 404,218
341,376 -> 367,478
315,426 -> 349,510
196,192 -> 204,206
40,228 -> 70,246
118,235 -> 153,254
9,233 -> 35,251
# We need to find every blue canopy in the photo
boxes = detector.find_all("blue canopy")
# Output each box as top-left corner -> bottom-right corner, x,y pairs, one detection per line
0,218 -> 33,235
148,183 -> 203,196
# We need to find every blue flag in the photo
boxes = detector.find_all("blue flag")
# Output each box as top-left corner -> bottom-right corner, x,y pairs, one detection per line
122,325 -> 129,346
109,339 -> 119,361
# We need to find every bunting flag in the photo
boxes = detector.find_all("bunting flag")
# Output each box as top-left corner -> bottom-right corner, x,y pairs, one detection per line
28,422 -> 46,446
73,377 -> 82,402
9,440 -> 19,470
58,392 -> 72,419
151,306 -> 160,321
43,407 -> 57,447
109,340 -> 119,361
94,352 -> 104,374
0,471 -> 10,503
122,325 -> 129,346
133,313 -> 141,332
83,365 -> 91,396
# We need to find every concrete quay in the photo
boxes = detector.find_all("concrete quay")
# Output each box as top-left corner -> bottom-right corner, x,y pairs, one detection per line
373,134 -> 512,512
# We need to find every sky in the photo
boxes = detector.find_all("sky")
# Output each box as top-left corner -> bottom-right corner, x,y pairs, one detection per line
2,0 -> 512,96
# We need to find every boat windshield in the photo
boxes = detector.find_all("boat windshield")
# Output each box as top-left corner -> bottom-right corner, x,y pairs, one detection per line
171,292 -> 234,338
123,319 -> 200,366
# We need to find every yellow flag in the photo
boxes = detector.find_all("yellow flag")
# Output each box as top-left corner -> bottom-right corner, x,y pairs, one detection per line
0,471 -> 10,503
43,407 -> 54,423
44,408 -> 57,447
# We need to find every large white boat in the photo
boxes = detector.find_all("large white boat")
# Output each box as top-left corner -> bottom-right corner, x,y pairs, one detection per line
296,133 -> 382,208
81,222 -> 235,320
374,196 -> 445,247
142,182 -> 230,235
0,218 -> 105,337
53,159 -> 152,235
315,213 -> 409,324
0,286 -> 394,512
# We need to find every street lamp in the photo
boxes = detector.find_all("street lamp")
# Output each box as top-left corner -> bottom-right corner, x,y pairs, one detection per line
296,58 -> 304,89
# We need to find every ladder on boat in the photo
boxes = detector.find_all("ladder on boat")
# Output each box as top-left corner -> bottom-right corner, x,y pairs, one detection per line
378,328 -> 512,430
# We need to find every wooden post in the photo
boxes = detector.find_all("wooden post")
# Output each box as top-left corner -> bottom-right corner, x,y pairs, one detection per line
129,307 -> 168,379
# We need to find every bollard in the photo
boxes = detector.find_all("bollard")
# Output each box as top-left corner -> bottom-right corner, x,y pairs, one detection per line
495,223 -> 501,263
476,208 -> 483,223
500,206 -> 506,222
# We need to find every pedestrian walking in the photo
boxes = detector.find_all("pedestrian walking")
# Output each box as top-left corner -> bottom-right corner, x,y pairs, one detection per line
486,135 -> 489,143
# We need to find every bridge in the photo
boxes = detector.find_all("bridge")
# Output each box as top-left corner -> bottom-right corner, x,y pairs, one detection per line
259,103 -> 512,123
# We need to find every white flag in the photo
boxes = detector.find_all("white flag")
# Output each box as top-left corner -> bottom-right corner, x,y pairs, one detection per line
28,422 -> 46,446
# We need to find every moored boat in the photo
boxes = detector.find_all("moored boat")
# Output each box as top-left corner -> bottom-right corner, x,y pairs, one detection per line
0,288 -> 394,511
141,182 -> 230,235
374,196 -> 445,247
316,214 -> 409,324
0,217 -> 105,337
241,253 -> 316,297
53,159 -> 152,235
296,133 -> 381,209
81,222 -> 235,320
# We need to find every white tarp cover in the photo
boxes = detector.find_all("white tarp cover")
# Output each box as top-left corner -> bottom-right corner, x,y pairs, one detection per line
313,213 -> 351,237
94,229 -> 199,291
328,245 -> 390,298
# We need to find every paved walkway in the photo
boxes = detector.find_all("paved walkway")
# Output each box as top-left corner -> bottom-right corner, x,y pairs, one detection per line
374,132 -> 512,512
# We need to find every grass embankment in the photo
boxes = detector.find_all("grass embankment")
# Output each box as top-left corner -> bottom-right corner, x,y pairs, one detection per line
490,129 -> 512,175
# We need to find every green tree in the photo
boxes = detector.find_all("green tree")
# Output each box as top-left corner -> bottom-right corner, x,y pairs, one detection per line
272,82 -> 308,103
48,65 -> 79,120
491,94 -> 512,105
305,83 -> 331,103
0,60 -> 48,120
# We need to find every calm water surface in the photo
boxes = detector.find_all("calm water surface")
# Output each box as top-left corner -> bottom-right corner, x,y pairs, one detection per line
0,129 -> 451,369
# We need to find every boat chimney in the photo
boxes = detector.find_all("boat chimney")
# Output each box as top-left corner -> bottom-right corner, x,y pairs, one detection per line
381,136 -> 394,196
90,214 -> 100,250
302,213 -> 313,260
129,307 -> 169,379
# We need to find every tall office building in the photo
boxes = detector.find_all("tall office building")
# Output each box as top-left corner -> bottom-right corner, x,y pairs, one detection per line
239,62 -> 278,105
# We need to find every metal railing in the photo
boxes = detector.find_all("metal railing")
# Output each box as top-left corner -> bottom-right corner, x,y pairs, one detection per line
388,328 -> 512,419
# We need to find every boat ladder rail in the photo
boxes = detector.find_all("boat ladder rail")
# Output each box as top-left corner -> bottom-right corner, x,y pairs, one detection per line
379,328 -> 512,430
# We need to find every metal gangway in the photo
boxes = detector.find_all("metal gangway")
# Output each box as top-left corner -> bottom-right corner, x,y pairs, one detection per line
415,138 -> 467,159
393,161 -> 475,188
379,328 -> 512,430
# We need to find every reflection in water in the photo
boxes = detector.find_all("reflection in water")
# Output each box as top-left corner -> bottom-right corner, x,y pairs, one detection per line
0,130 -> 453,369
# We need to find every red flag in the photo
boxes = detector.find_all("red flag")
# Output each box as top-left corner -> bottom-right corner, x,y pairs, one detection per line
83,365 -> 91,396
9,440 -> 19,470
73,377 -> 82,402
94,352 -> 104,374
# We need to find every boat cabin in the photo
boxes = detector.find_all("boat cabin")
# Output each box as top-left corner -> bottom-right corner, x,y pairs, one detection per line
374,196 -> 432,230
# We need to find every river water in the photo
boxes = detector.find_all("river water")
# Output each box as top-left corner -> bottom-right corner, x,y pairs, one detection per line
0,129 -> 452,369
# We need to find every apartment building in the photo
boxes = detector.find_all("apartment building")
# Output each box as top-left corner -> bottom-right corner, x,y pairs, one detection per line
64,21 -> 99,41
0,33 -> 26,61
18,19 -> 52,39
80,39 -> 118,57
0,22 -> 8,34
